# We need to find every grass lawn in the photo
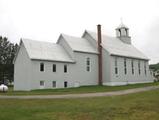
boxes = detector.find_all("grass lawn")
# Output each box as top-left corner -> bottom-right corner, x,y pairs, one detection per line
0,82 -> 159,95
0,89 -> 159,120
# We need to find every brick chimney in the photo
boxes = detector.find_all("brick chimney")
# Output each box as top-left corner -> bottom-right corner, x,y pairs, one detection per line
97,24 -> 102,85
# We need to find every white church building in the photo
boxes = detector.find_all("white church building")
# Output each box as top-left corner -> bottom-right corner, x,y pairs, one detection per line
13,23 -> 153,91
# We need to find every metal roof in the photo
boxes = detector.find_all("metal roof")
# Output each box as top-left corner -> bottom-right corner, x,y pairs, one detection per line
22,38 -> 75,63
85,30 -> 149,60
61,34 -> 98,54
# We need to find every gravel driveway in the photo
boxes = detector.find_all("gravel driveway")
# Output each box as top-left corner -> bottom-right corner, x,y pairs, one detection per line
0,86 -> 159,99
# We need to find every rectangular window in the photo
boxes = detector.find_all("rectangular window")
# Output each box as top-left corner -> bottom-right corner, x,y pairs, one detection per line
40,81 -> 44,86
52,81 -> 56,88
40,63 -> 44,72
53,64 -> 56,72
138,61 -> 141,75
115,57 -> 118,74
144,61 -> 147,75
124,58 -> 127,75
131,60 -> 134,75
86,58 -> 91,72
64,81 -> 68,88
64,65 -> 67,73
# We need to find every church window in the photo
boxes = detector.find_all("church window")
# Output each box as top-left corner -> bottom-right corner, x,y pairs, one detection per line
115,57 -> 118,74
131,60 -> 134,75
138,61 -> 141,75
86,58 -> 91,72
124,58 -> 127,75
64,65 -> 67,73
144,61 -> 147,75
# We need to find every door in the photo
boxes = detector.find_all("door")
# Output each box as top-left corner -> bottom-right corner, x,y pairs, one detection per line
64,81 -> 68,88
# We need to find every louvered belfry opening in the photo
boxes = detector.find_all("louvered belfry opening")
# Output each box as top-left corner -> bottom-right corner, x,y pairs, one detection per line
97,24 -> 103,85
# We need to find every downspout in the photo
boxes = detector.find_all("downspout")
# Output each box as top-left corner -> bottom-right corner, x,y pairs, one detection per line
97,24 -> 103,85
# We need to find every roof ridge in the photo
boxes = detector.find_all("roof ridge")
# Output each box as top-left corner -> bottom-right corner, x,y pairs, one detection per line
22,38 -> 56,45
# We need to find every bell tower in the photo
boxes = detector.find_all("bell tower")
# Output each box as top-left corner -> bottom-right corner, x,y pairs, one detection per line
116,22 -> 131,44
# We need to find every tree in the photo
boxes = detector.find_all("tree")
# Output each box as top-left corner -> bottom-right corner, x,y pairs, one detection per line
0,36 -> 18,84
150,63 -> 159,71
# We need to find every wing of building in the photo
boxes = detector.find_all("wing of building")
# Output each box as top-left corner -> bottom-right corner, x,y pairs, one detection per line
13,23 -> 153,91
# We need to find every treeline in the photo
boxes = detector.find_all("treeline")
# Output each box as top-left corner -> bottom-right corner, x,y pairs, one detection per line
0,36 -> 18,84
149,63 -> 159,71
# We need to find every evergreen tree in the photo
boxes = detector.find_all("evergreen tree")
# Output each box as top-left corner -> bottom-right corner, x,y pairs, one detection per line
0,36 -> 18,84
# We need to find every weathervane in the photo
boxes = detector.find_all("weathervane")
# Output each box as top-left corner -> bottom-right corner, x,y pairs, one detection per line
120,17 -> 123,24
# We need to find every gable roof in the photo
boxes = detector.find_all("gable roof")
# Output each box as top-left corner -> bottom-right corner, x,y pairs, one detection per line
21,39 -> 75,63
85,30 -> 149,60
61,34 -> 98,54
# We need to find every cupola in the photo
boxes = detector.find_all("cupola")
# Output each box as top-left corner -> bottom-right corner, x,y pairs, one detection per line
116,22 -> 131,44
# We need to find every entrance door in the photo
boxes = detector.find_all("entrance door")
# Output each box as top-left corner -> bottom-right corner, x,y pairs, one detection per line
40,81 -> 45,89
64,81 -> 68,88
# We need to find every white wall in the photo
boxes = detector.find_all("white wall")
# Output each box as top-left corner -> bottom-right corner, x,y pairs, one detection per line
58,36 -> 75,60
71,52 -> 98,86
82,31 -> 97,50
14,42 -> 32,91
29,51 -> 98,90
107,56 -> 153,86
30,61 -> 72,89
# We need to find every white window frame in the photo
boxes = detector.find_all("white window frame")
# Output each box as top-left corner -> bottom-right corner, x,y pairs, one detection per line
40,81 -> 45,89
52,81 -> 56,88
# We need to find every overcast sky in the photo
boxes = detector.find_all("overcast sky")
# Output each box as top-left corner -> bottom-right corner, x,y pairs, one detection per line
0,0 -> 159,64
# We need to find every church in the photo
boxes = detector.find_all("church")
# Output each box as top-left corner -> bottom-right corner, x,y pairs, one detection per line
13,23 -> 153,91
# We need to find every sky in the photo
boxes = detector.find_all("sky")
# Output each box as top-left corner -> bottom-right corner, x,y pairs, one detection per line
0,0 -> 159,64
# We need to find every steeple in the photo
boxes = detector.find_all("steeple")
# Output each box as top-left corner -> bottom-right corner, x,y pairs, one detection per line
115,21 -> 131,44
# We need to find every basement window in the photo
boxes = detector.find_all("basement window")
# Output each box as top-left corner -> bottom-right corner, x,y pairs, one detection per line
40,63 -> 44,72
40,81 -> 44,86
52,81 -> 56,88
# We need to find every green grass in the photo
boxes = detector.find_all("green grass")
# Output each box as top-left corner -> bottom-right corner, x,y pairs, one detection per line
0,82 -> 159,95
0,89 -> 159,120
